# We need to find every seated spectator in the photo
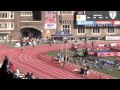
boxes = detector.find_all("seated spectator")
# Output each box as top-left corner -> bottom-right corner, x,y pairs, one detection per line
14,67 -> 21,78
30,73 -> 33,79
84,67 -> 89,75
36,77 -> 39,79
86,70 -> 90,75
25,72 -> 33,79
79,67 -> 85,76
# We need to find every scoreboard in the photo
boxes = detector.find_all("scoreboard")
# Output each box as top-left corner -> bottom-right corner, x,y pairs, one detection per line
85,11 -> 120,21
76,11 -> 120,25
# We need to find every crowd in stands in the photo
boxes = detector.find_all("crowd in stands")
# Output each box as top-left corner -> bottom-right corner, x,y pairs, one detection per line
0,56 -> 36,79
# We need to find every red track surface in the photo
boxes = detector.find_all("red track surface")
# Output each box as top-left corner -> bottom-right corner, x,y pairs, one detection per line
0,44 -> 117,79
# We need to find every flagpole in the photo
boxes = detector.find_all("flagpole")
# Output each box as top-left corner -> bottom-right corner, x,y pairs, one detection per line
65,39 -> 67,62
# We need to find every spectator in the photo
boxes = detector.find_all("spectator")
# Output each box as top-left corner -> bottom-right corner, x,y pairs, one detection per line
14,67 -> 21,78
30,73 -> 33,79
92,41 -> 94,47
36,77 -> 39,79
66,52 -> 70,63
9,61 -> 15,74
73,52 -> 78,66
31,39 -> 35,48
84,65 -> 90,75
49,39 -> 52,46
79,67 -> 85,76
60,53 -> 65,67
57,50 -> 60,63
1,55 -> 9,73
37,38 -> 40,44
25,72 -> 33,79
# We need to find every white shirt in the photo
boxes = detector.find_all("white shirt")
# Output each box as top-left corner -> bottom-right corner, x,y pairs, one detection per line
15,69 -> 20,77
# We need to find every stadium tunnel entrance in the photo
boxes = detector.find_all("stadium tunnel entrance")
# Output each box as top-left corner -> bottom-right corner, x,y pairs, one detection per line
20,27 -> 42,39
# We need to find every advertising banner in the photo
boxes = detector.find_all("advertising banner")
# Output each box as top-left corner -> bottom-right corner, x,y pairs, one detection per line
44,11 -> 57,29
105,36 -> 120,40
96,21 -> 112,25
97,52 -> 120,57
113,21 -> 120,25
76,15 -> 86,21
76,21 -> 95,25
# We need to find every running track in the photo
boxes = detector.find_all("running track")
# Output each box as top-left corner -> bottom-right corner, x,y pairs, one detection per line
0,43 -> 117,79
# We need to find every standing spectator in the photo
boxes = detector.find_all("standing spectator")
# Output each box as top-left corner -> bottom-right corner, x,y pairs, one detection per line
36,38 -> 40,44
31,39 -> 35,48
49,39 -> 52,46
83,48 -> 88,58
60,52 -> 65,67
73,52 -> 78,66
9,61 -> 15,73
0,55 -> 9,79
1,55 -> 9,73
57,50 -> 60,63
78,51 -> 83,59
66,52 -> 70,63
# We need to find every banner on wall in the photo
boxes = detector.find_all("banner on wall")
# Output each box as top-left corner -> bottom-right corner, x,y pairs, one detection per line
76,21 -> 95,25
113,21 -> 120,25
97,52 -> 120,57
105,36 -> 120,40
76,15 -> 86,21
96,21 -> 113,25
44,11 -> 57,29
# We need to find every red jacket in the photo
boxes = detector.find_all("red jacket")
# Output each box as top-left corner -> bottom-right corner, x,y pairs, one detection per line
9,63 -> 14,73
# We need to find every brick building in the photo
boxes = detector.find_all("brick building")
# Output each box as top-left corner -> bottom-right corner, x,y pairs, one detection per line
0,11 -> 120,42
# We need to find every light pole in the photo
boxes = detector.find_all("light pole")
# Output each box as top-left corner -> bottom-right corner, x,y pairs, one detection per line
10,35 -> 12,44
84,34 -> 87,48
